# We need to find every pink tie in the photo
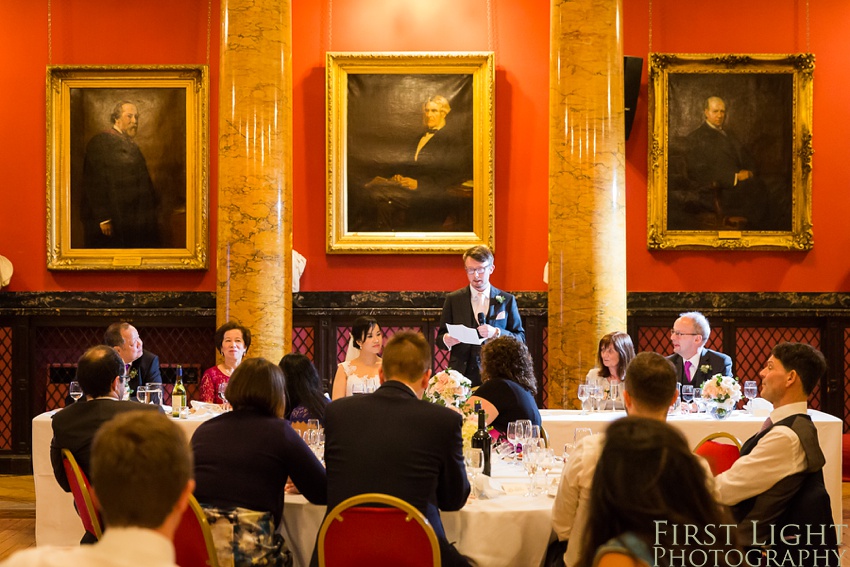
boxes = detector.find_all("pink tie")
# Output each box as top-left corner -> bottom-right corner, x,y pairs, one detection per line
684,361 -> 693,383
759,417 -> 773,433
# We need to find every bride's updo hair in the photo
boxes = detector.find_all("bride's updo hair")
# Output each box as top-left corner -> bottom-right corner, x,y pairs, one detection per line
350,316 -> 379,349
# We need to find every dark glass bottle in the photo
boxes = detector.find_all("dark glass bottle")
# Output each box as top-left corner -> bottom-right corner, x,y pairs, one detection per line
471,408 -> 491,476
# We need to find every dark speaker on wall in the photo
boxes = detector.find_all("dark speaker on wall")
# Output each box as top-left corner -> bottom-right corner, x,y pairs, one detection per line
624,56 -> 643,140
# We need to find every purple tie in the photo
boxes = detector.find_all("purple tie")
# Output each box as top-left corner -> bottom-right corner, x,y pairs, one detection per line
684,361 -> 693,383
759,417 -> 773,433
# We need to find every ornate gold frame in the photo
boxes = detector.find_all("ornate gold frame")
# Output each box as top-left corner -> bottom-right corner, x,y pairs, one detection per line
647,53 -> 814,250
47,65 -> 209,270
326,52 -> 494,254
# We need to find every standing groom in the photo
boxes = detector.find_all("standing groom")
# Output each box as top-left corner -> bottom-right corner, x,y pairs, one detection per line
666,311 -> 732,388
437,245 -> 525,387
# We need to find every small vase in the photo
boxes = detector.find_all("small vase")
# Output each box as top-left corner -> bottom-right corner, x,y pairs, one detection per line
709,404 -> 732,420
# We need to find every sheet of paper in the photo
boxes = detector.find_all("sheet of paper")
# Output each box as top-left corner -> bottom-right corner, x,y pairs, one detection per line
447,323 -> 485,345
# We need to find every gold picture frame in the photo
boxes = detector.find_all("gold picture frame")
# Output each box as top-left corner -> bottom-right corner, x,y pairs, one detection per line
326,52 -> 494,254
47,65 -> 209,270
647,53 -> 814,250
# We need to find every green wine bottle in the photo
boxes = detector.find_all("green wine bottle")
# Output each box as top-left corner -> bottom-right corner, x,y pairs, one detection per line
172,365 -> 187,418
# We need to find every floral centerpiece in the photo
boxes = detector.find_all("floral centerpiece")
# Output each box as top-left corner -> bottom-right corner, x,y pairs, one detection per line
700,374 -> 742,419
423,369 -> 477,446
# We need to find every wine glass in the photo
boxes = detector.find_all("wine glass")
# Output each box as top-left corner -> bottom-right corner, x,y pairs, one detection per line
217,382 -> 228,408
590,384 -> 604,413
307,419 -> 321,431
681,385 -> 695,413
516,419 -> 532,460
744,381 -> 758,414
574,427 -> 592,447
465,448 -> 484,496
69,381 -> 83,403
577,384 -> 589,414
529,425 -> 542,448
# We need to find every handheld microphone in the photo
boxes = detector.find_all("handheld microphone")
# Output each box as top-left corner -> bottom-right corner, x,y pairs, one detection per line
477,312 -> 485,326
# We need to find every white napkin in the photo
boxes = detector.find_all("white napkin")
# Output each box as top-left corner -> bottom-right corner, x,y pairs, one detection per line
473,474 -> 504,499
190,400 -> 225,416
747,397 -> 774,416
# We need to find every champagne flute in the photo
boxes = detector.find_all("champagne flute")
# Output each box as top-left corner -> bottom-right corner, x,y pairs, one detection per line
744,381 -> 758,414
69,381 -> 83,403
523,445 -> 541,496
577,384 -> 589,414
516,419 -> 532,461
607,381 -> 620,411
465,448 -> 484,496
681,385 -> 695,414
217,382 -> 228,408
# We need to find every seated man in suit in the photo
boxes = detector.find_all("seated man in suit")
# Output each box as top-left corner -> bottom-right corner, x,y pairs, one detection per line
667,311 -> 732,388
104,321 -> 162,397
437,245 -> 524,387
715,343 -> 837,564
6,411 -> 193,565
322,331 -> 471,566
50,345 -> 161,542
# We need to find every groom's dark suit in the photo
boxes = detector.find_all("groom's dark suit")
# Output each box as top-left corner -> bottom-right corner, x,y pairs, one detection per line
436,286 -> 524,386
666,348 -> 733,388
127,350 -> 162,394
322,380 -> 471,566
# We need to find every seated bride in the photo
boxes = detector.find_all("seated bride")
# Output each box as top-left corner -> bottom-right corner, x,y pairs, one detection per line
332,316 -> 383,399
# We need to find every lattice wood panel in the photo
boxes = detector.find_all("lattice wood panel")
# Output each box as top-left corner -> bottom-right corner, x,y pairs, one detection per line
0,327 -> 12,449
736,327 -> 822,409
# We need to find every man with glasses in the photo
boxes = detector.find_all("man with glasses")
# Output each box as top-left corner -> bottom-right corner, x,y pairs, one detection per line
666,311 -> 732,387
437,245 -> 525,387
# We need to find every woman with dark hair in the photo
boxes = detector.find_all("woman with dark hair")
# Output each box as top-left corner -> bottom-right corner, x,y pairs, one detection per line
198,321 -> 251,403
467,336 -> 541,435
332,316 -> 383,399
192,358 -> 326,563
279,353 -> 329,424
577,417 -> 736,567
585,331 -> 635,410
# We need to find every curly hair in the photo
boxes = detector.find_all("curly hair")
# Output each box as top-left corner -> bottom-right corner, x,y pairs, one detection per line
480,336 -> 537,394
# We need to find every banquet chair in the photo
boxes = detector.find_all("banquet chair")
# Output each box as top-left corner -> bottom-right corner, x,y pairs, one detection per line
61,448 -> 103,540
539,425 -> 550,448
174,494 -> 220,567
317,493 -> 440,567
693,432 -> 741,476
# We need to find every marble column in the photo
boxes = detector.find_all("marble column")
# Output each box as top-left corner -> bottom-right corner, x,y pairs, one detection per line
548,0 -> 627,408
217,0 -> 293,360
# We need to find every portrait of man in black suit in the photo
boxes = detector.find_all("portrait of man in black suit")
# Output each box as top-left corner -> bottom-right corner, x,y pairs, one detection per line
664,73 -> 794,232
346,74 -> 474,233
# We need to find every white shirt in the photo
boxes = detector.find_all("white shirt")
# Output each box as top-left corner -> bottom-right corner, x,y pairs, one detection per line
715,401 -> 809,506
0,527 -> 177,567
469,284 -> 491,322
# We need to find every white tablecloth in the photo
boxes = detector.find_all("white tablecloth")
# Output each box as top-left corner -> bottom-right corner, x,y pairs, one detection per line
540,408 -> 843,528
281,460 -> 556,567
32,410 -> 211,546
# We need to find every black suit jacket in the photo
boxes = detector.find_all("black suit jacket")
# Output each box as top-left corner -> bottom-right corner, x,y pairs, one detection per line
323,381 -> 470,545
50,399 -> 161,492
128,350 -> 162,394
436,286 -> 525,386
666,348 -> 733,388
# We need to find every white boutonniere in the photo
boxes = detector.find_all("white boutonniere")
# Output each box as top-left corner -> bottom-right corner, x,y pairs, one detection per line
495,295 -> 506,304
699,364 -> 711,375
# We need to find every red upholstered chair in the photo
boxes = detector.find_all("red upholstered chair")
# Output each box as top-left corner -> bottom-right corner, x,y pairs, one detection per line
693,432 -> 742,476
61,448 -> 103,540
174,494 -> 219,567
318,493 -> 441,567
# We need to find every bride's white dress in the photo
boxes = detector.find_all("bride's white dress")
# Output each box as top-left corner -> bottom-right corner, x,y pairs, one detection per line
339,360 -> 381,396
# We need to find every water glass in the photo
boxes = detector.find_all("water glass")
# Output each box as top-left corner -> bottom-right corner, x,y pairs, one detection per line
147,383 -> 163,407
465,448 -> 484,495
136,384 -> 150,404
69,381 -> 83,403
590,385 -> 604,413
693,388 -> 706,413
574,427 -> 592,447
217,382 -> 228,407
681,385 -> 694,413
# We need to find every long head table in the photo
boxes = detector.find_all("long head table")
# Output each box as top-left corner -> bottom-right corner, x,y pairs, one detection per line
32,408 -> 843,566
539,408 -> 843,529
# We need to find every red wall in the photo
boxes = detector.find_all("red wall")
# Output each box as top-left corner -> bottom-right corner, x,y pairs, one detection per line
3,0 -> 850,294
